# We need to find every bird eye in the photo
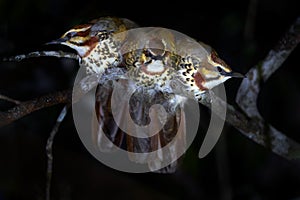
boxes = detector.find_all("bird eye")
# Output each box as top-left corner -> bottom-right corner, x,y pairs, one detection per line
66,31 -> 77,38
144,49 -> 152,57
217,66 -> 223,72
217,66 -> 227,75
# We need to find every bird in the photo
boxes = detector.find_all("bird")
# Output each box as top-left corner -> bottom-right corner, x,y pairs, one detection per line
43,16 -> 245,173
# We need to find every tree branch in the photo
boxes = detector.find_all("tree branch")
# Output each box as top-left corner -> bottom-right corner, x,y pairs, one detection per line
235,16 -> 300,159
198,16 -> 300,160
2,50 -> 79,62
46,105 -> 70,200
0,16 -> 299,161
237,16 -> 300,118
0,90 -> 71,127
0,94 -> 21,104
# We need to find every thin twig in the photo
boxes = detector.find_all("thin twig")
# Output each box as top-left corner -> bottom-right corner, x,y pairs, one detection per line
2,50 -> 79,62
0,90 -> 71,127
46,105 -> 70,200
0,94 -> 21,104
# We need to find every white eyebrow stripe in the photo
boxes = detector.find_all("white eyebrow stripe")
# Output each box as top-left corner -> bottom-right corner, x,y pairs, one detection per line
207,53 -> 231,73
62,26 -> 91,37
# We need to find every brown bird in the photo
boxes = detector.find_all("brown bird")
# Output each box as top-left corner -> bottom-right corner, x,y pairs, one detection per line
49,16 -> 244,173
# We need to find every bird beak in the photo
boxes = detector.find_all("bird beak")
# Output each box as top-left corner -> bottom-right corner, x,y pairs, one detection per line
227,71 -> 246,78
45,37 -> 68,45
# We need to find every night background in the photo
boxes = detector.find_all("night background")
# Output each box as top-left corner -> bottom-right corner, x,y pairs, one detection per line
0,0 -> 300,199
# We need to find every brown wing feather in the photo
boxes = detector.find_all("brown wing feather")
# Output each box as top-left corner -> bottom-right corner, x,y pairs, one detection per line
93,80 -> 186,173
148,104 -> 186,173
93,82 -> 125,152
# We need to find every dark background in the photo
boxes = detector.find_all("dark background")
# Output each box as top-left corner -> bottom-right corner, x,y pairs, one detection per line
0,0 -> 300,199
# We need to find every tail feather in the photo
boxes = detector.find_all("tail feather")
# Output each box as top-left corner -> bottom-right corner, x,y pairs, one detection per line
93,81 -> 186,173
